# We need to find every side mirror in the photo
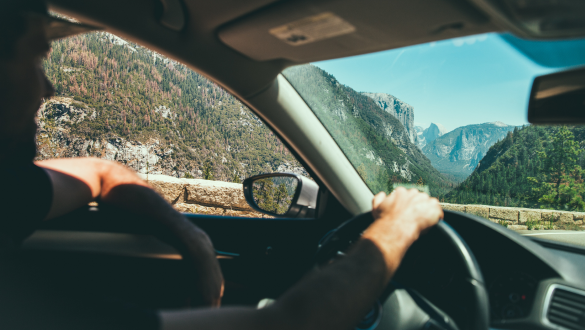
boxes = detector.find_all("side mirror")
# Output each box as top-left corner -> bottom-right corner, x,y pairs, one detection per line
243,173 -> 318,218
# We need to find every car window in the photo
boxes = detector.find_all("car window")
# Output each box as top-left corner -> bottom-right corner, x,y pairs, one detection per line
39,30 -> 309,218
283,33 -> 585,246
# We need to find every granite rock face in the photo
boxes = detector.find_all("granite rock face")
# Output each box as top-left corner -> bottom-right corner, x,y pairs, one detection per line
362,93 -> 417,145
421,123 -> 446,148
415,123 -> 447,149
35,97 -> 307,180
422,122 -> 515,181
36,98 -> 186,177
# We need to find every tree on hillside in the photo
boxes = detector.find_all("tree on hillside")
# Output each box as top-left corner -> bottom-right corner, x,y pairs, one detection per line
203,162 -> 214,180
529,126 -> 585,211
232,172 -> 241,183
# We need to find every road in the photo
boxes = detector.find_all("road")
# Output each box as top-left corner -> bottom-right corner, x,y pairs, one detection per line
516,230 -> 585,247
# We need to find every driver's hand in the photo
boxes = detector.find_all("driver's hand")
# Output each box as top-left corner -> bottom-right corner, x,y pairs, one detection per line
362,187 -> 443,278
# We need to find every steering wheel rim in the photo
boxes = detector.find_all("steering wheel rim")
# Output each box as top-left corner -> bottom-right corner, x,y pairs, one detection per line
315,210 -> 489,330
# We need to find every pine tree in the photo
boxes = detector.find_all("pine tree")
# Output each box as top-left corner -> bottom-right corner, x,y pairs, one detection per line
529,126 -> 585,210
203,162 -> 214,180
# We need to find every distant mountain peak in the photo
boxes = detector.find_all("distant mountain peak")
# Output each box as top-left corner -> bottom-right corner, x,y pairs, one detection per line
421,122 -> 516,181
489,121 -> 510,127
428,122 -> 447,134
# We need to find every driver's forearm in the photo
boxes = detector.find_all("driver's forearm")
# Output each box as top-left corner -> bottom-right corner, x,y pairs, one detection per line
161,237 -> 403,330
270,237 -> 402,330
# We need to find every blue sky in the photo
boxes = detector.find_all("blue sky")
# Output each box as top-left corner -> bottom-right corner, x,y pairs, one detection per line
313,33 -> 558,133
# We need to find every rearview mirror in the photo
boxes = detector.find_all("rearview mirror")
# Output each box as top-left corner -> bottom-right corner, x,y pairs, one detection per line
243,173 -> 318,218
528,67 -> 585,124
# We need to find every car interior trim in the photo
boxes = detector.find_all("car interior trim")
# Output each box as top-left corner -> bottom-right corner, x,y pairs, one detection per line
541,283 -> 585,330
530,238 -> 585,257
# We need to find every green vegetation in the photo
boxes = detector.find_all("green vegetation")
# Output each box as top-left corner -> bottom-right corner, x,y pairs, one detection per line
252,178 -> 295,215
283,65 -> 454,196
443,125 -> 585,211
526,220 -> 567,231
42,32 -> 302,180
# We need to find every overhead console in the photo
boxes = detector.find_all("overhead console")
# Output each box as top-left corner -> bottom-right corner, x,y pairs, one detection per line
218,0 -> 502,63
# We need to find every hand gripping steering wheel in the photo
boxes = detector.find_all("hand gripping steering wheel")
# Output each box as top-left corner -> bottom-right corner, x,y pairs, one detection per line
315,211 -> 489,330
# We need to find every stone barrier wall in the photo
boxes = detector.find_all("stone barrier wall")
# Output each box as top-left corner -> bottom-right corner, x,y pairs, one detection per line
441,203 -> 585,230
141,174 -> 585,227
139,174 -> 268,218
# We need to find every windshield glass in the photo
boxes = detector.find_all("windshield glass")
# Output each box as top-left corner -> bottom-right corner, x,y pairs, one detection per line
283,32 -> 585,246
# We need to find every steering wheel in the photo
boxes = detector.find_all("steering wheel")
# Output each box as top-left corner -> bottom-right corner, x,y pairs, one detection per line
315,210 -> 489,330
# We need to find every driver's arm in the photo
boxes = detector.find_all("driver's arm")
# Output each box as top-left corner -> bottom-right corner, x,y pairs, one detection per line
160,187 -> 442,330
36,157 -> 224,307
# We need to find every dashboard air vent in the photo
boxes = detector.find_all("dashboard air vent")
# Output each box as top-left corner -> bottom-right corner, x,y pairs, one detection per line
546,286 -> 585,330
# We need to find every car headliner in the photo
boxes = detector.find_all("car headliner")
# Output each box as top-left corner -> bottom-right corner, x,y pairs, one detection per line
48,0 -> 502,101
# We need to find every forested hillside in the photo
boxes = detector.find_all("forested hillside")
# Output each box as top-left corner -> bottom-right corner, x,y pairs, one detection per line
39,32 -> 305,181
283,65 -> 454,196
443,125 -> 585,211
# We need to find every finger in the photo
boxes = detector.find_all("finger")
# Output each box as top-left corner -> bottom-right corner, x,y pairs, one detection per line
392,186 -> 407,196
372,192 -> 386,209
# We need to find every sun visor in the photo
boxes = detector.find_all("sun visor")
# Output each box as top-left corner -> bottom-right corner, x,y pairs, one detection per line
218,0 -> 499,62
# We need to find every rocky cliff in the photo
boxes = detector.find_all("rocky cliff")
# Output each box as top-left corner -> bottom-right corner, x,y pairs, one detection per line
38,30 -> 309,181
362,93 -> 417,145
36,97 -> 308,179
416,123 -> 447,149
422,122 -> 516,182
284,65 -> 454,196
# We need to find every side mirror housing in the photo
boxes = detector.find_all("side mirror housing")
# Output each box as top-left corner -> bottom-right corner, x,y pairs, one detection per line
243,173 -> 318,218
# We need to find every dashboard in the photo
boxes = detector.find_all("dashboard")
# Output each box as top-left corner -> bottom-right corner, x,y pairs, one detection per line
489,272 -> 538,321
15,207 -> 585,330
444,212 -> 585,330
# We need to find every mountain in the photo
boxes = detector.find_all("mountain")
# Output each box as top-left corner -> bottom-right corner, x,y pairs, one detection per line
38,31 -> 306,181
422,122 -> 516,182
416,122 -> 447,149
362,93 -> 417,145
283,65 -> 454,196
442,125 -> 585,211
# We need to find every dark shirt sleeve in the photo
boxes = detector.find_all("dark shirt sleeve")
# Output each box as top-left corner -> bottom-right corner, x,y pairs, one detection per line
0,163 -> 53,248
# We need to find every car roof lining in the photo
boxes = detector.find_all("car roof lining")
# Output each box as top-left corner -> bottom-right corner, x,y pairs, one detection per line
48,0 -> 502,100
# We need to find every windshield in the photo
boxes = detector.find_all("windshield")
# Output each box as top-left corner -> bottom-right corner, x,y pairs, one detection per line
283,32 -> 585,247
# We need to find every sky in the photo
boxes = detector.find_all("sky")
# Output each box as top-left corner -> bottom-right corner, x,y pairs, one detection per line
313,33 -> 559,133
